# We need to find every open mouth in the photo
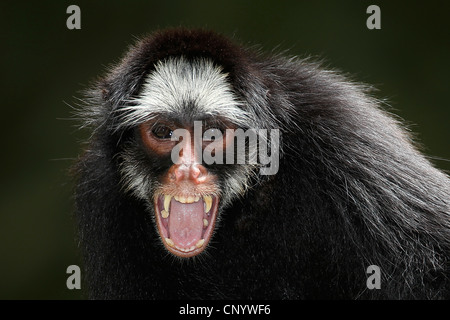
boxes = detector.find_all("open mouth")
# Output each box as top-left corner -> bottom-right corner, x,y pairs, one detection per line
154,194 -> 219,257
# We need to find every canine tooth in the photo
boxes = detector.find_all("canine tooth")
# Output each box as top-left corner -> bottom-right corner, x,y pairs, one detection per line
203,195 -> 212,213
165,238 -> 174,247
161,210 -> 169,219
203,219 -> 208,228
196,239 -> 205,248
164,195 -> 172,212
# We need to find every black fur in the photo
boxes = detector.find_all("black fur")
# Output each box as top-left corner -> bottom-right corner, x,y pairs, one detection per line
74,28 -> 450,299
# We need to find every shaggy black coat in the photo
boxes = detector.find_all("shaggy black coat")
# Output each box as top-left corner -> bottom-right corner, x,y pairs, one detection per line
74,28 -> 450,299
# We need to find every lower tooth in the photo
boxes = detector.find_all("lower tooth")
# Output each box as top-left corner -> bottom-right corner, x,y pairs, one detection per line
196,239 -> 205,248
165,238 -> 174,247
175,246 -> 194,252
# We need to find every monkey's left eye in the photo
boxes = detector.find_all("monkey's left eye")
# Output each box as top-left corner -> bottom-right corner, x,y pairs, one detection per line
152,125 -> 173,139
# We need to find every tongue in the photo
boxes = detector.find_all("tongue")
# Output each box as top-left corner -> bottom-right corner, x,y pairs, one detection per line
169,200 -> 204,248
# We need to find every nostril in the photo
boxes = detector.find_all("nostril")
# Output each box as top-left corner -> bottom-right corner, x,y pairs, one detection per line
174,165 -> 188,182
170,164 -> 207,183
191,165 -> 201,179
169,164 -> 187,182
191,164 -> 207,183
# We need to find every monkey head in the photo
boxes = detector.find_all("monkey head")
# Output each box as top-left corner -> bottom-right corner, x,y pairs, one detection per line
87,30 -> 280,258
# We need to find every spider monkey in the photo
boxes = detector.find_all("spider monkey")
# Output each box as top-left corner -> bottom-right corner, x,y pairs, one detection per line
73,28 -> 450,299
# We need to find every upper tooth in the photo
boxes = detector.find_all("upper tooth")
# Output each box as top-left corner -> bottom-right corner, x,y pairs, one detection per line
173,195 -> 202,204
203,195 -> 212,213
161,210 -> 169,219
164,195 -> 172,212
176,196 -> 196,204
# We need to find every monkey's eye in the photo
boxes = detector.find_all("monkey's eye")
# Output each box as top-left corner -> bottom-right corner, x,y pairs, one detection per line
151,125 -> 173,139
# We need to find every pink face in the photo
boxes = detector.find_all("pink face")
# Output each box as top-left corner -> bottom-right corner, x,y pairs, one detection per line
139,120 -> 235,257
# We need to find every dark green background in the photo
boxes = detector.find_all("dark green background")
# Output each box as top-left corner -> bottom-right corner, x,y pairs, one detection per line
1,1 -> 448,299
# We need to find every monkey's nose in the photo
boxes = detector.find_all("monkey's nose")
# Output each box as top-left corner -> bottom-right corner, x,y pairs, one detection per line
189,164 -> 208,183
171,164 -> 208,184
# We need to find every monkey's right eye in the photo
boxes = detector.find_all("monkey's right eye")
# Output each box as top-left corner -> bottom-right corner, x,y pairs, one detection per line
151,125 -> 173,139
